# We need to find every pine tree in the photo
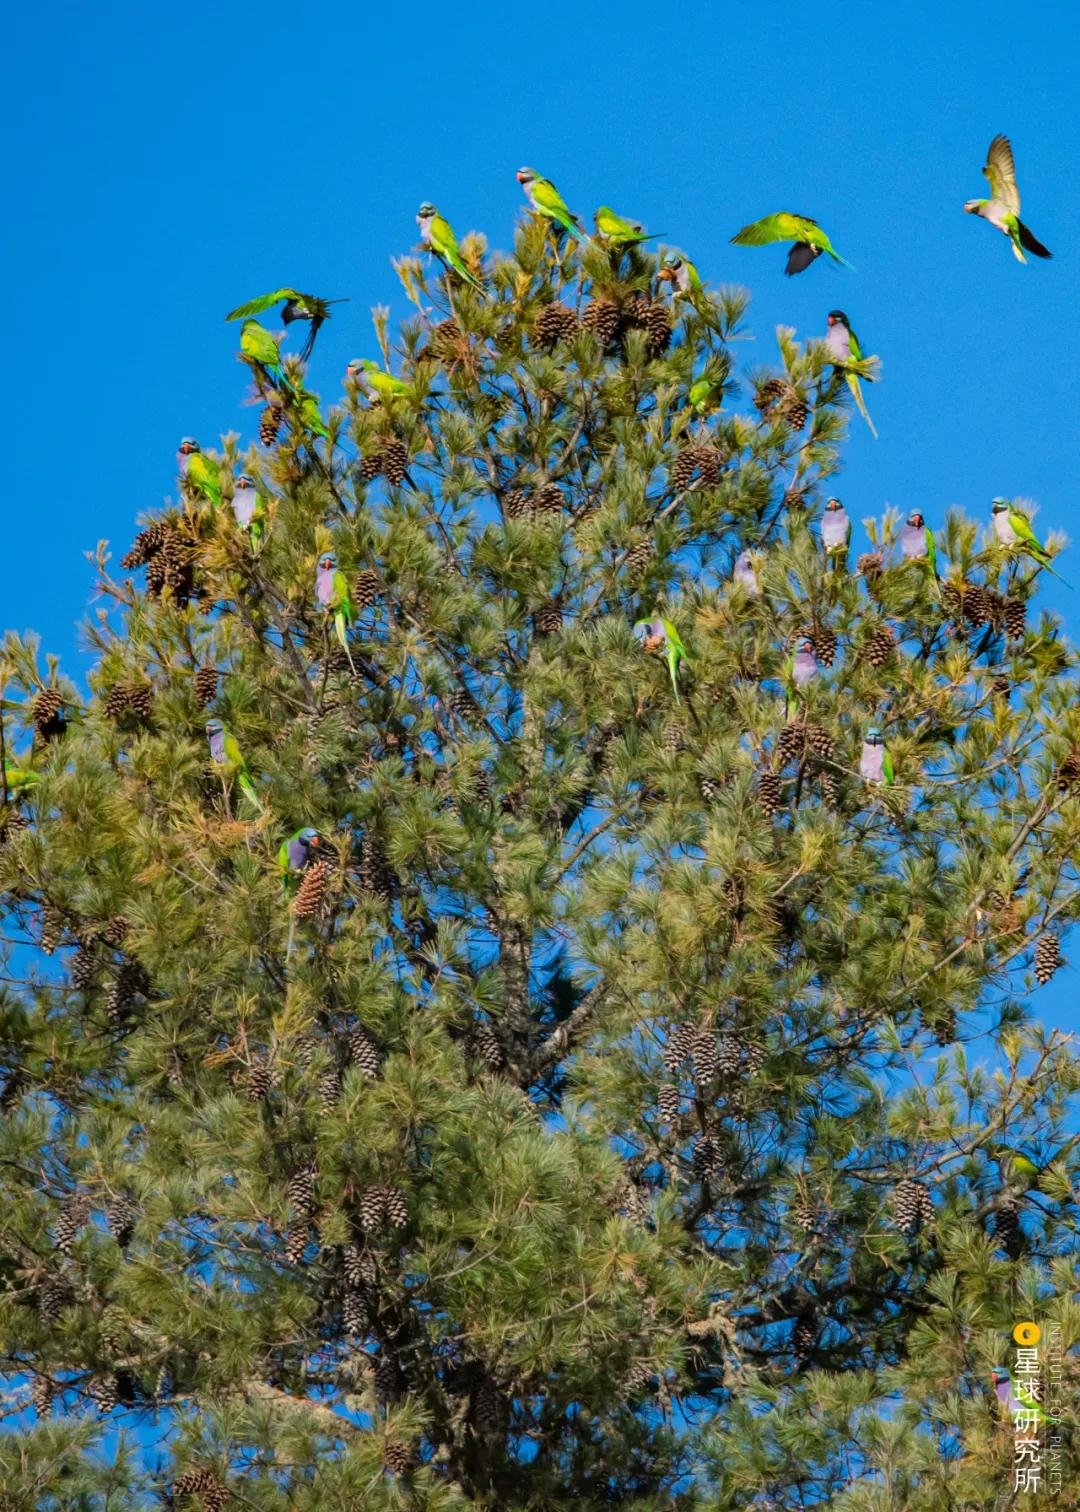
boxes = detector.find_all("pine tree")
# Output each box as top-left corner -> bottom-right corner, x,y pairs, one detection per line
1,200 -> 1079,1510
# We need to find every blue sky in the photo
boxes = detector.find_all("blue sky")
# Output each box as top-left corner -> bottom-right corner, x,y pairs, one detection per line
2,0 -> 1076,1027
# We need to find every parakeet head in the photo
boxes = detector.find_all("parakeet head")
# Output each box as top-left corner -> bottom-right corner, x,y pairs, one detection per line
907,511 -> 925,528
235,475 -> 253,489
963,199 -> 982,215
417,201 -> 436,219
865,727 -> 884,745
735,550 -> 752,569
797,638 -> 815,655
664,254 -> 683,271
205,719 -> 224,736
991,1368 -> 1010,1387
992,498 -> 1010,514
826,311 -> 849,328
297,826 -> 320,846
319,552 -> 337,571
178,438 -> 200,455
825,497 -> 844,513
516,167 -> 536,186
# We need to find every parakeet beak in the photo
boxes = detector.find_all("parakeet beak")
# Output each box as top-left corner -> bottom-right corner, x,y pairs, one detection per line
827,314 -> 835,326
516,170 -> 527,182
963,201 -> 978,214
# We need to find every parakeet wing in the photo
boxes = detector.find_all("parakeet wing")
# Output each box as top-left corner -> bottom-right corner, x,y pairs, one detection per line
882,749 -> 895,784
532,177 -> 574,218
226,289 -> 299,321
847,327 -> 863,361
332,570 -> 353,613
223,732 -> 245,769
240,321 -> 282,364
732,213 -> 819,247
983,134 -> 1020,213
1008,510 -> 1041,546
660,619 -> 686,656
430,214 -> 460,255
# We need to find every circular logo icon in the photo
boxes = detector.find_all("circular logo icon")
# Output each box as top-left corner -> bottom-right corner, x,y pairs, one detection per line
1013,1321 -> 1041,1346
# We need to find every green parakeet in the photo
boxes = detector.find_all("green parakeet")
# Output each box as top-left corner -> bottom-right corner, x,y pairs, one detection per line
347,359 -> 412,404
992,498 -> 1070,585
225,289 -> 347,361
593,206 -> 665,246
824,310 -> 877,438
516,167 -> 585,242
298,392 -> 329,439
731,212 -> 852,276
206,718 -> 264,814
417,204 -> 486,294
964,134 -> 1052,265
177,439 -> 221,507
689,375 -> 723,414
634,617 -> 688,701
660,252 -> 704,298
995,1146 -> 1041,1188
239,319 -> 296,396
3,762 -> 38,793
317,551 -> 356,673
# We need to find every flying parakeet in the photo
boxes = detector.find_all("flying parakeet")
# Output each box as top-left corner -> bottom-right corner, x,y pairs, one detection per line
900,511 -> 937,575
820,496 -> 851,554
992,498 -> 1070,584
733,550 -> 760,597
231,474 -> 265,549
240,319 -> 296,396
316,551 -> 356,673
825,310 -> 878,438
3,762 -> 38,793
660,252 -> 704,297
593,206 -> 665,246
516,168 -> 585,242
347,359 -> 412,404
785,637 -> 818,716
964,134 -> 1052,265
859,727 -> 894,785
634,617 -> 688,701
416,203 -> 486,294
731,212 -> 852,276
993,1368 -> 1046,1423
177,438 -> 221,508
225,289 -> 347,362
206,718 -> 263,814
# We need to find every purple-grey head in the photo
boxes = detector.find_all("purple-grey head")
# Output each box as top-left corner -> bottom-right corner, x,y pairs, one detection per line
235,474 -> 254,490
418,201 -> 437,222
297,826 -> 320,846
206,718 -> 224,737
516,167 -> 536,187
825,497 -> 844,513
319,552 -> 337,571
865,726 -> 884,746
907,511 -> 925,529
826,311 -> 849,329
992,498 -> 1010,514
178,437 -> 199,455
797,638 -> 815,656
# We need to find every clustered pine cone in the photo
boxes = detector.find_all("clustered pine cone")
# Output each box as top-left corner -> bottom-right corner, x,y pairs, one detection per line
1034,932 -> 1062,986
292,859 -> 331,920
754,377 -> 787,414
359,833 -> 395,901
359,1183 -> 408,1231
533,599 -> 564,635
657,1083 -> 680,1123
757,770 -> 782,817
857,551 -> 884,583
892,1177 -> 935,1235
531,302 -> 579,349
783,393 -> 810,429
581,297 -> 623,348
809,625 -> 838,667
194,665 -> 219,707
123,520 -> 198,603
105,960 -> 149,1024
864,624 -> 895,668
360,438 -> 410,485
625,297 -> 672,357
106,1193 -> 139,1247
1004,596 -> 1026,639
55,1190 -> 90,1256
173,1468 -> 228,1510
259,404 -> 283,446
32,688 -> 66,740
103,683 -> 154,721
353,567 -> 381,609
670,443 -> 724,491
1057,751 -> 1080,791
348,1024 -> 381,1078
776,723 -> 806,766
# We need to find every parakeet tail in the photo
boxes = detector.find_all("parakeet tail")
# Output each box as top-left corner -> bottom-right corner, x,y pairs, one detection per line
239,774 -> 264,814
1017,220 -> 1052,259
335,612 -> 359,673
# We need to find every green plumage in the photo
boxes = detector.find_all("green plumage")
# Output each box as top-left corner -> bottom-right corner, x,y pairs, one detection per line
186,453 -> 222,508
425,208 -> 486,294
731,212 -> 851,275
3,762 -> 38,792
594,206 -> 665,246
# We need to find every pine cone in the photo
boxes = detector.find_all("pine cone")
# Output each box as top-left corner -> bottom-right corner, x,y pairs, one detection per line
292,859 -> 331,921
246,1062 -> 273,1101
428,318 -> 464,362
994,1195 -> 1024,1259
99,915 -> 129,948
374,1353 -> 402,1403
89,1374 -> 119,1414
699,775 -> 724,803
127,683 -> 154,718
359,450 -> 383,482
70,942 -> 98,991
531,302 -> 579,349
37,1276 -> 70,1321
444,687 -> 481,721
657,1082 -> 680,1124
533,600 -> 564,635
691,1026 -> 717,1086
717,1032 -> 745,1076
121,521 -> 171,570
381,437 -> 409,486
319,1065 -> 342,1111
757,771 -> 782,817
892,1177 -> 934,1236
793,1314 -> 817,1362
754,377 -> 787,414
105,961 -> 148,1025
663,1021 -> 694,1073
857,551 -> 884,583
472,1024 -> 504,1070
1056,751 -> 1080,791
341,1241 -> 375,1290
359,833 -> 395,902
472,1376 -> 501,1433
30,1374 -> 53,1417
991,673 -> 1011,701
805,725 -> 835,761
501,487 -> 532,521
582,297 -> 623,348
193,666 -> 219,707
817,769 -> 839,806
353,567 -> 381,609
259,404 -> 283,446
284,1223 -> 309,1265
40,906 -> 64,955
383,1185 -> 408,1229
692,1135 -> 720,1179
55,1190 -> 90,1255
624,538 -> 655,576
810,625 -> 838,667
288,1161 -> 318,1221
174,1468 -> 227,1509
745,1039 -> 767,1076
32,688 -> 66,740
627,299 -> 672,357
348,1024 -> 381,1078
384,1441 -> 413,1476
360,1185 -> 388,1230
791,1199 -> 817,1233
670,446 -> 701,492
962,583 -> 992,628
103,685 -> 132,720
781,483 -> 806,511
864,624 -> 895,668
1004,597 -> 1027,639
106,1193 -> 139,1247
776,723 -> 805,767
783,394 -> 810,430
661,718 -> 683,754
1034,933 -> 1062,986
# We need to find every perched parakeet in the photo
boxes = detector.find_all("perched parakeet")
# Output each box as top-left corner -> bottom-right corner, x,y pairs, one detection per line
820,496 -> 851,554
992,498 -> 1070,584
964,134 -> 1052,264
225,289 -> 347,362
3,762 -> 38,793
859,727 -> 894,785
900,511 -> 937,575
995,1145 -> 1041,1187
278,826 -> 322,888
231,474 -> 265,549
993,1368 -> 1045,1423
660,252 -> 704,297
206,718 -> 263,814
298,391 -> 329,439
417,203 -> 486,294
825,310 -> 878,438
240,319 -> 296,395
177,438 -> 221,508
317,551 -> 356,673
593,206 -> 665,246
731,212 -> 852,276
733,550 -> 760,597
689,375 -> 724,414
347,359 -> 411,404
634,617 -> 688,702
785,637 -> 818,715
516,167 -> 585,242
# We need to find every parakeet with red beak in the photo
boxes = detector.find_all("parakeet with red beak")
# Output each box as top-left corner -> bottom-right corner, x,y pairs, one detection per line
634,617 -> 688,701
963,134 -> 1052,264
991,498 -> 1070,584
206,718 -> 263,814
278,826 -> 321,888
177,438 -> 221,508
417,203 -> 486,294
516,168 -> 585,242
820,497 -> 851,555
825,310 -> 878,438
900,511 -> 937,575
731,212 -> 851,275
231,474 -> 265,550
317,551 -> 356,673
225,289 -> 348,362
785,637 -> 818,716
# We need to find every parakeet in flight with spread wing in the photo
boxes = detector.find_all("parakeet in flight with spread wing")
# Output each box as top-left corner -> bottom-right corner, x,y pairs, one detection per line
594,206 -> 665,246
516,168 -> 585,242
992,498 -> 1070,584
225,289 -> 347,361
824,310 -> 878,437
634,617 -> 688,701
964,134 -> 1052,264
416,203 -> 486,294
177,438 -> 221,508
316,551 -> 357,673
859,726 -> 894,786
731,212 -> 852,275
206,718 -> 263,814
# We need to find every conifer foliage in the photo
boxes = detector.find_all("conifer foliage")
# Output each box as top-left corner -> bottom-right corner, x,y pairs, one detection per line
1,198 -> 1080,1508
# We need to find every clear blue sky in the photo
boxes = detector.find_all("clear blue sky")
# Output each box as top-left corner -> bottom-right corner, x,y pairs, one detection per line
2,0 -> 1076,1026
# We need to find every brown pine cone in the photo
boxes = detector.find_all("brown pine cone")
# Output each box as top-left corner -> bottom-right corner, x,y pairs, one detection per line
864,624 -> 895,668
1004,597 -> 1026,639
32,689 -> 66,740
805,725 -> 836,760
501,487 -> 531,520
754,377 -> 787,414
1056,751 -> 1080,791
384,1441 -> 413,1476
627,299 -> 672,357
532,482 -> 564,516
359,451 -> 383,482
581,297 -> 623,348
857,551 -> 885,583
353,568 -> 381,609
292,859 -> 331,920
625,538 -> 655,576
121,521 -> 171,570
533,600 -> 563,635
531,302 -> 579,349
126,683 -> 155,719
962,583 -> 992,628
757,771 -> 782,817
194,666 -> 219,707
776,723 -> 805,766
1034,933 -> 1062,986
783,393 -> 810,429
381,438 -> 409,486
810,625 -> 838,667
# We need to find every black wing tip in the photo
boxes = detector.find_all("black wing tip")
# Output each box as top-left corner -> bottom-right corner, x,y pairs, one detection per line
1018,220 -> 1053,259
